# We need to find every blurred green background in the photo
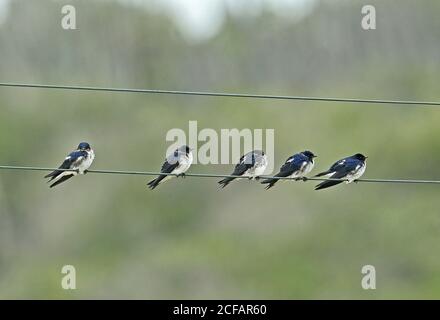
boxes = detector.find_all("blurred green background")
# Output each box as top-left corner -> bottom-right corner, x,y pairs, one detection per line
0,0 -> 439,299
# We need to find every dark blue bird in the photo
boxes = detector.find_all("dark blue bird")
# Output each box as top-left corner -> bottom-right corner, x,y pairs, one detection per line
261,150 -> 317,189
147,145 -> 194,190
44,142 -> 95,188
218,150 -> 268,188
314,153 -> 367,190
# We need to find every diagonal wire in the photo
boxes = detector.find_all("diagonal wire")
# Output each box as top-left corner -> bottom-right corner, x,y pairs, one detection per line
0,82 -> 440,106
0,165 -> 439,185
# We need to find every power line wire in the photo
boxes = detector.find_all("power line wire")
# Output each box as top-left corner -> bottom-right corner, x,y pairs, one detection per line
0,82 -> 439,107
0,165 -> 439,185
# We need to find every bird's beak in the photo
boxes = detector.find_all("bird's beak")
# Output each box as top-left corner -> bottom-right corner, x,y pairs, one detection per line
314,155 -> 318,158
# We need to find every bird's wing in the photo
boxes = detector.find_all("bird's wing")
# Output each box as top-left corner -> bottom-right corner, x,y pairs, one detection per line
342,158 -> 363,174
231,161 -> 253,176
330,158 -> 360,177
230,152 -> 256,176
328,158 -> 348,172
45,151 -> 85,179
315,157 -> 349,177
69,151 -> 88,168
160,159 -> 180,174
315,163 -> 354,190
277,155 -> 303,177
329,169 -> 350,179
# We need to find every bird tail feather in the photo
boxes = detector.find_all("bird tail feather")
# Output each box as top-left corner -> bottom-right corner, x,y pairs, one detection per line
147,175 -> 167,190
44,170 -> 60,179
314,179 -> 343,190
218,177 -> 235,188
260,178 -> 278,190
49,174 -> 74,188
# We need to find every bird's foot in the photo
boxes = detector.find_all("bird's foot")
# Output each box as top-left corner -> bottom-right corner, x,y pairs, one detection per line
254,176 -> 261,181
301,177 -> 308,182
177,173 -> 186,178
83,170 -> 89,175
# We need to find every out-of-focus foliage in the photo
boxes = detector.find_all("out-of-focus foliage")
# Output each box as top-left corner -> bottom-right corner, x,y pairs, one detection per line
0,0 -> 439,299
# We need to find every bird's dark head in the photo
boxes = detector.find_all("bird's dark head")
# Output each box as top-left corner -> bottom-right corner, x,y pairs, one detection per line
78,142 -> 91,151
302,150 -> 317,160
178,145 -> 192,155
353,153 -> 367,161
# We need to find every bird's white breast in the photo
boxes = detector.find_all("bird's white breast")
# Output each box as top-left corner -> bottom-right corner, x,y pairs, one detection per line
303,160 -> 314,175
173,152 -> 193,175
78,150 -> 95,174
347,162 -> 366,183
248,154 -> 268,177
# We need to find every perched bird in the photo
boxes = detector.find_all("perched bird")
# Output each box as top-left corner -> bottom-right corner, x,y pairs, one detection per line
218,150 -> 268,188
261,150 -> 316,190
314,153 -> 367,190
147,145 -> 193,190
44,142 -> 95,188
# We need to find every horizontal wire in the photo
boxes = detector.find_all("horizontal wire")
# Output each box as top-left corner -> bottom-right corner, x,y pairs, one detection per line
1,82 -> 440,106
0,165 -> 439,185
